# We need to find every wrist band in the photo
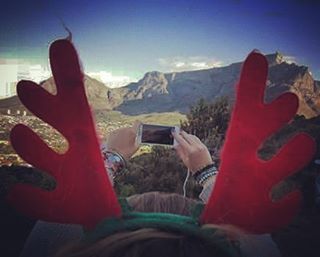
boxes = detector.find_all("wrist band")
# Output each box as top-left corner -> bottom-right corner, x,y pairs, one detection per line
193,164 -> 216,178
193,164 -> 218,186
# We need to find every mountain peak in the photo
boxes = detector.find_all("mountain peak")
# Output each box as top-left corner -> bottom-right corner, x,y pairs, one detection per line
265,52 -> 283,66
144,71 -> 163,77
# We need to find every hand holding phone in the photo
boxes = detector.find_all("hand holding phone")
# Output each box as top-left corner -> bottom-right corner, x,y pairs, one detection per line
137,124 -> 180,146
172,130 -> 213,173
106,121 -> 140,160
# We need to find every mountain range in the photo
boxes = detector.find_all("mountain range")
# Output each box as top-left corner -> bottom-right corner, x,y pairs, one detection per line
1,52 -> 319,118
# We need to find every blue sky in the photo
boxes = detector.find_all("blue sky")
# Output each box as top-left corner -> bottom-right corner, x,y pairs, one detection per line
0,0 -> 319,80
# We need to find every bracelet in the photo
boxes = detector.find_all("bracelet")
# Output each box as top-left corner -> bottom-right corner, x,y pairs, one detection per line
193,163 -> 216,178
193,164 -> 218,186
101,150 -> 127,177
198,172 -> 216,186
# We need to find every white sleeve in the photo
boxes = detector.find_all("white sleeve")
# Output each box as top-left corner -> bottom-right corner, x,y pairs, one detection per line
199,176 -> 217,203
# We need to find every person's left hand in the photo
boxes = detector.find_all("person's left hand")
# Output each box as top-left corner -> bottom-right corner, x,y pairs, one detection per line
106,121 -> 141,160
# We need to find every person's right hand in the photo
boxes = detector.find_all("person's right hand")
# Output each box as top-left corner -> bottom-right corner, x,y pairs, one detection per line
172,130 -> 213,174
106,121 -> 141,160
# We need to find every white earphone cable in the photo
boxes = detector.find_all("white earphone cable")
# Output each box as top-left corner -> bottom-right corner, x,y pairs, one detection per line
183,169 -> 191,197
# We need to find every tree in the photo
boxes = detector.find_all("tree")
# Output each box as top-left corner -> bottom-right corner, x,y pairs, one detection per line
181,96 -> 231,162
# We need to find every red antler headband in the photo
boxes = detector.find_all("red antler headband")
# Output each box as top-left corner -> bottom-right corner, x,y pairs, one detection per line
201,51 -> 316,233
7,40 -> 316,234
8,40 -> 121,229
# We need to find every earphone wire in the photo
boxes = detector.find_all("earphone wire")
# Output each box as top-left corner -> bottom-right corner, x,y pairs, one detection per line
183,169 -> 190,197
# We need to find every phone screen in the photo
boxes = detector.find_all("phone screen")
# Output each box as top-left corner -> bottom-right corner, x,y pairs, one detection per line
141,124 -> 176,145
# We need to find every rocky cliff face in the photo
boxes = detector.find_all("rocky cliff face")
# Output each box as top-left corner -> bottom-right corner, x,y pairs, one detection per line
124,71 -> 169,100
1,53 -> 319,117
267,61 -> 320,117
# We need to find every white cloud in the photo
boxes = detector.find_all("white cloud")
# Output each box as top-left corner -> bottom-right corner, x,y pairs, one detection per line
175,62 -> 185,68
86,71 -> 135,88
283,55 -> 297,64
158,56 -> 223,72
191,62 -> 210,68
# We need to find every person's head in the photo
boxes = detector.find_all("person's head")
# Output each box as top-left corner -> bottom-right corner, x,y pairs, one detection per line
53,192 -> 242,257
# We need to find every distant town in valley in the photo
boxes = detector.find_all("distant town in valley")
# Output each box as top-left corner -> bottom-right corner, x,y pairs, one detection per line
0,113 -> 134,165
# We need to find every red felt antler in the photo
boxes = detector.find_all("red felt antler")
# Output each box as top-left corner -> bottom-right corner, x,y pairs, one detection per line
8,40 -> 121,229
201,52 -> 316,233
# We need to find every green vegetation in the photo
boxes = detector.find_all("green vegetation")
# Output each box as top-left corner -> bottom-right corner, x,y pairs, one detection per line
115,145 -> 200,197
0,165 -> 56,198
96,110 -> 186,126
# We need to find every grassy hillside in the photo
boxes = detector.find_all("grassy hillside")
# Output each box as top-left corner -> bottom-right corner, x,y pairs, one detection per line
95,110 -> 186,125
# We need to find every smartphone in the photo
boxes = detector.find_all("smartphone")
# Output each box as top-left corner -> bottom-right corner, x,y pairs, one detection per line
137,124 -> 179,146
